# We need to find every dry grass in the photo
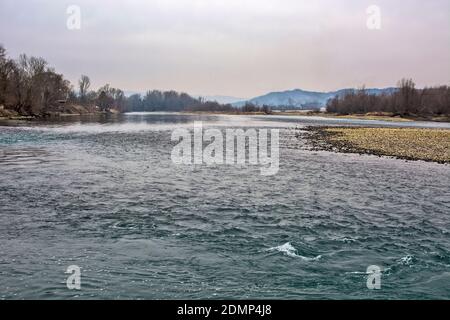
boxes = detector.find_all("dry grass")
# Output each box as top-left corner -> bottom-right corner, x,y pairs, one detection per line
324,127 -> 450,163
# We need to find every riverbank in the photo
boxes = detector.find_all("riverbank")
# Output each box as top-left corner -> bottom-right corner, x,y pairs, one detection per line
0,105 -> 120,120
183,110 -> 450,122
183,110 -> 269,115
281,111 -> 450,122
302,126 -> 450,164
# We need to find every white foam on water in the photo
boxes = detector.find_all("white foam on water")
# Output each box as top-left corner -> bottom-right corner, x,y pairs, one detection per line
399,255 -> 414,266
266,242 -> 322,261
2,119 -> 289,135
35,122 -> 181,134
345,271 -> 367,275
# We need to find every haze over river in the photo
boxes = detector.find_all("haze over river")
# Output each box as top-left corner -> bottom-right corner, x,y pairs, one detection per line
1,113 -> 449,299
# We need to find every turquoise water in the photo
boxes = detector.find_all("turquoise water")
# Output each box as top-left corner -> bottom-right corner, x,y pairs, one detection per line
0,113 -> 449,299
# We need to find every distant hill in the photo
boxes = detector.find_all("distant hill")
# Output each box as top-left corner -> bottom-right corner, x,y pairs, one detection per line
233,88 -> 397,109
201,95 -> 247,104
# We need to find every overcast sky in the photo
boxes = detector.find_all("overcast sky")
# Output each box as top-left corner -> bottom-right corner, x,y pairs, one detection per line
1,0 -> 449,97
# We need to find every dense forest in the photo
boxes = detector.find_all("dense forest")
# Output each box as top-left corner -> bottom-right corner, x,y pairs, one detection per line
124,92 -> 235,112
326,79 -> 450,117
1,44 -> 265,117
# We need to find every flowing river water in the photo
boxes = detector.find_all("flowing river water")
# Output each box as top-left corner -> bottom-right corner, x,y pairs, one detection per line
0,113 -> 449,299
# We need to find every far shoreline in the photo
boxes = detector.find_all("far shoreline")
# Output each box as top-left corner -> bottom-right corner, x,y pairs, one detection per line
1,109 -> 450,124
181,110 -> 450,123
0,108 -> 120,122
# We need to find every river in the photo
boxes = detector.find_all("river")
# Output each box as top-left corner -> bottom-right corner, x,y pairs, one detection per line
0,113 -> 449,299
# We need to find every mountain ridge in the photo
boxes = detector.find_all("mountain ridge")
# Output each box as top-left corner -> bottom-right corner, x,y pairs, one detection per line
233,87 -> 397,109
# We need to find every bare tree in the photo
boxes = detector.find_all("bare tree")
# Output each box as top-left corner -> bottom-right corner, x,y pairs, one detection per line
78,75 -> 91,104
0,44 -> 11,105
396,78 -> 417,115
327,79 -> 449,117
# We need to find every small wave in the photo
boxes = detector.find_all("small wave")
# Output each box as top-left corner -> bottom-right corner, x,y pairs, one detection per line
344,271 -> 368,275
330,236 -> 357,243
346,267 -> 389,275
266,242 -> 322,261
